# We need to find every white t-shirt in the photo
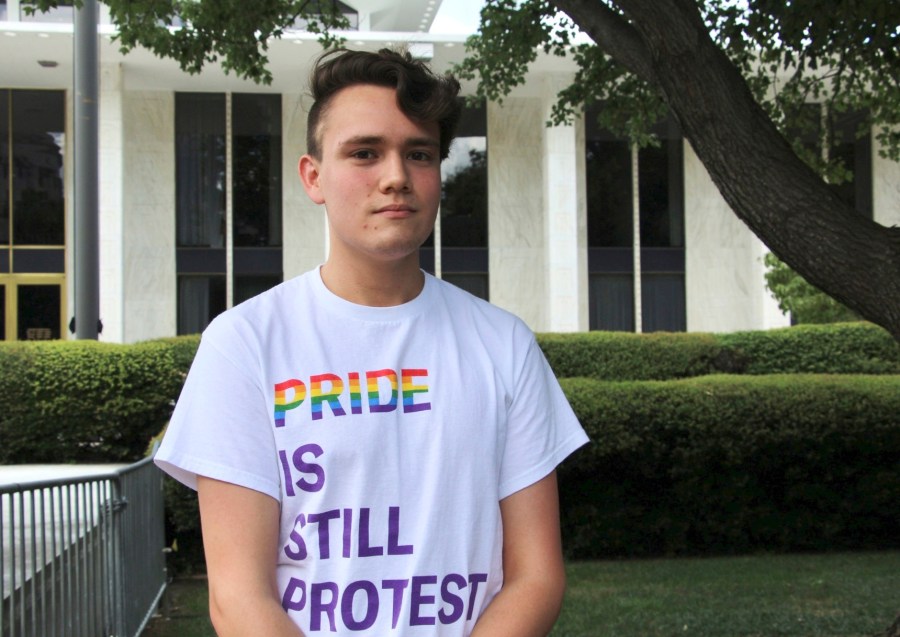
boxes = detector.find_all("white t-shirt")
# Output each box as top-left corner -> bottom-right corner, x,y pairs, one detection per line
155,268 -> 588,635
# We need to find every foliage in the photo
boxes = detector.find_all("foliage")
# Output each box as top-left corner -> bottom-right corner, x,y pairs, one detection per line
27,0 -> 349,84
0,337 -> 198,464
763,252 -> 859,325
557,374 -> 900,558
0,340 -> 187,463
456,0 -> 900,166
716,322 -> 900,374
537,322 -> 900,378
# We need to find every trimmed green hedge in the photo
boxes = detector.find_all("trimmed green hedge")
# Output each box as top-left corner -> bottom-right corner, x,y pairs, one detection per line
716,322 -> 900,374
0,339 -> 190,464
538,322 -> 900,379
557,374 -> 900,558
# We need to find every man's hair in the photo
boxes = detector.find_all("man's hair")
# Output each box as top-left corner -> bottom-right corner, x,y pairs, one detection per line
306,48 -> 462,160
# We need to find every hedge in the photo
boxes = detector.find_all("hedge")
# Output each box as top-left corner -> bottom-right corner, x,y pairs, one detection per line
0,339 -> 189,464
557,374 -> 900,559
537,322 -> 900,379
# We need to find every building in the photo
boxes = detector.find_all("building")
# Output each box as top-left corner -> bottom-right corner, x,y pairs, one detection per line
1,0 -> 898,342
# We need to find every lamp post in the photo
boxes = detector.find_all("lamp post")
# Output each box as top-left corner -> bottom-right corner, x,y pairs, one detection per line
73,0 -> 100,339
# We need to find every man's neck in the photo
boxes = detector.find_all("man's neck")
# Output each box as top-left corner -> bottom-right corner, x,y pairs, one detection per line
319,254 -> 425,307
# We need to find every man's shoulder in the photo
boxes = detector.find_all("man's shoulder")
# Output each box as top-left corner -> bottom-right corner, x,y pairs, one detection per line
428,275 -> 532,341
202,272 -> 314,343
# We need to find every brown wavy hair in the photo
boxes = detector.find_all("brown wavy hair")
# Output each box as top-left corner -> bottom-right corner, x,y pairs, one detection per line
306,48 -> 461,160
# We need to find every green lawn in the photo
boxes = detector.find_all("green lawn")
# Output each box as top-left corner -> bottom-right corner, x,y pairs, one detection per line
143,552 -> 900,637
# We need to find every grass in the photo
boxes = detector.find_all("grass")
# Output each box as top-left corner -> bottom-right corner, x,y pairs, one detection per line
143,551 -> 900,637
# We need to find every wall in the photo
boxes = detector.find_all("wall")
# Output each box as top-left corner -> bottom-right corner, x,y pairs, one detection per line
121,90 -> 176,342
684,142 -> 789,333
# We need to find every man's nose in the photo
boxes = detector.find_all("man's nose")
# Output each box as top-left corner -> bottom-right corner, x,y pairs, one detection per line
380,153 -> 411,192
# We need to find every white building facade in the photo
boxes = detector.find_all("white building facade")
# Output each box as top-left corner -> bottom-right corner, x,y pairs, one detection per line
1,0 -> 898,343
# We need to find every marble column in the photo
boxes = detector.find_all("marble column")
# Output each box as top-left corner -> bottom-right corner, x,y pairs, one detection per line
542,76 -> 588,332
487,98 -> 547,330
98,62 -> 124,342
122,90 -> 177,342
283,93 -> 328,280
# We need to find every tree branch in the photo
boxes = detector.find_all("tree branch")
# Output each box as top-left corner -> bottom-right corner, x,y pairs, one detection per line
552,0 -> 657,84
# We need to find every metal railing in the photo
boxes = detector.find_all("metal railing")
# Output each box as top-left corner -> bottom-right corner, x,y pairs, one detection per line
1,457 -> 167,637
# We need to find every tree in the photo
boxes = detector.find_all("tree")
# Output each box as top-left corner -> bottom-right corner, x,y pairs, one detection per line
763,253 -> 858,325
455,0 -> 900,341
30,1 -> 900,342
29,0 -> 350,84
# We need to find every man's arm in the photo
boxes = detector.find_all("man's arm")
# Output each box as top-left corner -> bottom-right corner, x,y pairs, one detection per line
470,471 -> 567,637
197,476 -> 305,637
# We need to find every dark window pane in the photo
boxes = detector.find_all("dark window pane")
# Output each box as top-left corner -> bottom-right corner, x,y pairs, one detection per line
589,274 -> 634,331
0,2 -> 7,21
586,140 -> 632,247
177,275 -> 226,335
1,89 -> 9,245
830,111 -> 872,218
641,273 -> 686,332
442,273 -> 488,301
233,94 -> 282,247
234,274 -> 281,306
12,90 -> 65,246
176,93 -> 226,247
0,284 -> 5,339
17,284 -> 60,340
639,140 -> 684,248
441,137 -> 487,248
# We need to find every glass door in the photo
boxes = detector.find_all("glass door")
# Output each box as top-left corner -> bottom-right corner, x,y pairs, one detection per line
0,277 -> 65,340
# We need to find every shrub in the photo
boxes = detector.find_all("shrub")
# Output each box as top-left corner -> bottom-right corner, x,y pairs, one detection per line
538,322 -> 900,380
716,322 -> 900,374
537,331 -> 726,380
557,374 -> 900,558
0,340 -> 186,464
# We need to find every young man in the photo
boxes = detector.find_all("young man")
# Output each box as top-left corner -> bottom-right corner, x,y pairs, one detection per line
155,48 -> 588,636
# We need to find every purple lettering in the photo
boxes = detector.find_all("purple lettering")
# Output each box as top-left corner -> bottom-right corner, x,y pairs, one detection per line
283,513 -> 307,561
281,577 -> 306,612
410,575 -> 437,626
387,506 -> 414,555
291,444 -> 325,493
439,573 -> 467,624
466,573 -> 488,620
278,450 -> 296,497
341,580 -> 378,631
308,509 -> 340,559
381,579 -> 409,629
342,508 -> 353,558
358,508 -> 384,557
310,582 -> 339,632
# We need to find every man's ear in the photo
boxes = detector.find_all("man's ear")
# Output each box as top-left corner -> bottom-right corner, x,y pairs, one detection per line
298,154 -> 325,205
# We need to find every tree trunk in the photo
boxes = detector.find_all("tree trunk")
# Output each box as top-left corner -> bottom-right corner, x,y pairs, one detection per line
558,0 -> 900,341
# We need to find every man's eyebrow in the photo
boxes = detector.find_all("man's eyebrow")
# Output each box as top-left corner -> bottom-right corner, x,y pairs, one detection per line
339,135 -> 384,147
339,135 -> 439,148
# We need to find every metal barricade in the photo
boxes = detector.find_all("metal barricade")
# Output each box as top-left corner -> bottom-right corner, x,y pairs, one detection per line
1,457 -> 167,637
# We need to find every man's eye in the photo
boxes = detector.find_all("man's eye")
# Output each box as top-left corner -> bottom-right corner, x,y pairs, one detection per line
409,151 -> 433,162
351,150 -> 375,160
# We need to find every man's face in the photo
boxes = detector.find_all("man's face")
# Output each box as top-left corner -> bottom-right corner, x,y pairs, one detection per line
299,84 -> 442,266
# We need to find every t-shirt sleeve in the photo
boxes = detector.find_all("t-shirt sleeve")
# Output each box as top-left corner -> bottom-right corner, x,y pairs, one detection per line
498,332 -> 589,500
154,328 -> 282,502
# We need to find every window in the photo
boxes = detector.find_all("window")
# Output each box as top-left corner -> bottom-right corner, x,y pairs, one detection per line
175,93 -> 283,334
792,104 -> 872,218
426,101 -> 488,300
586,113 -> 685,332
0,89 -> 66,340
0,1 -> 7,21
